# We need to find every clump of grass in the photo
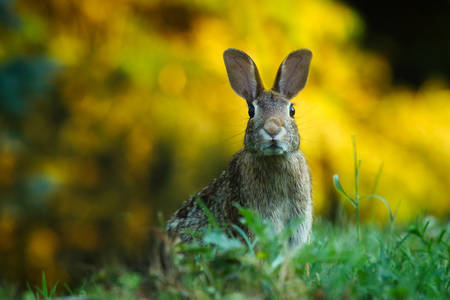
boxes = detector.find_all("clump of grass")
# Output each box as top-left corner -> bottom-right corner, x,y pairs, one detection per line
6,216 -> 449,300
25,272 -> 58,300
333,135 -> 394,241
48,213 -> 445,300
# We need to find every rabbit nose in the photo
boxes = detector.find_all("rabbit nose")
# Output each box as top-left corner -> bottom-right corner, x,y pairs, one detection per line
263,118 -> 282,138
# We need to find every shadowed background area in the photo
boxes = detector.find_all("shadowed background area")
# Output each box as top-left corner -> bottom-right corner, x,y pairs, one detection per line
0,0 -> 449,289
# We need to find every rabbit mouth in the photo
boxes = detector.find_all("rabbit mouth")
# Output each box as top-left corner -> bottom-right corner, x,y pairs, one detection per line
260,142 -> 286,155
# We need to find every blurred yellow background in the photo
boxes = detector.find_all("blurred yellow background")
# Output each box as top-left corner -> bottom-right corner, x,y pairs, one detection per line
0,0 -> 449,287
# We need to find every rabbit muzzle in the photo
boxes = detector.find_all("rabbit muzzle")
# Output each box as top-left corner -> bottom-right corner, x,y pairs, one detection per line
259,117 -> 288,155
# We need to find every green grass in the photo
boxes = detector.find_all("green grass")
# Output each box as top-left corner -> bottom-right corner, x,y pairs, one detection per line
333,135 -> 394,241
1,142 -> 449,299
25,272 -> 58,300
1,214 -> 448,299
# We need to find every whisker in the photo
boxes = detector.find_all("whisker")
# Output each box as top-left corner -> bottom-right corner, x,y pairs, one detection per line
224,130 -> 245,142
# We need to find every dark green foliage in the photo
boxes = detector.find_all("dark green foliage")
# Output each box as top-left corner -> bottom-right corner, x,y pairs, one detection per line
0,0 -> 19,27
0,58 -> 57,117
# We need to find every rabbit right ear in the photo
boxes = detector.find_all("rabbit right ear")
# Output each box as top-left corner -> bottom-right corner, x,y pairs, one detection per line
272,49 -> 312,99
223,49 -> 264,102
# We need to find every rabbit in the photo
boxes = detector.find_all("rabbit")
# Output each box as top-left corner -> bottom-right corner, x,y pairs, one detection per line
167,48 -> 313,247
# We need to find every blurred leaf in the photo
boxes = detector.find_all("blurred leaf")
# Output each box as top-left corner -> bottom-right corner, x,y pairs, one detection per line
0,58 -> 58,117
202,230 -> 242,251
0,0 -> 20,28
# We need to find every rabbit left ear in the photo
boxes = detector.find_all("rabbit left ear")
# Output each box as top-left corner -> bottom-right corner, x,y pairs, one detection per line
223,48 -> 264,103
272,49 -> 312,99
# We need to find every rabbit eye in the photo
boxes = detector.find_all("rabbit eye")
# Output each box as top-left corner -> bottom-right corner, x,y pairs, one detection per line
248,104 -> 255,118
289,104 -> 295,118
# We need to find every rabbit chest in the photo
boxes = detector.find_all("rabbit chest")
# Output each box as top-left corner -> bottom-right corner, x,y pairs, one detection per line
238,150 -> 312,237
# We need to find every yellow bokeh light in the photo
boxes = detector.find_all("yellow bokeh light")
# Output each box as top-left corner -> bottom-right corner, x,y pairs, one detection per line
26,228 -> 59,268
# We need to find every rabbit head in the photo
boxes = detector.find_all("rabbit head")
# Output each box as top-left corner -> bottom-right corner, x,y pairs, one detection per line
223,49 -> 312,156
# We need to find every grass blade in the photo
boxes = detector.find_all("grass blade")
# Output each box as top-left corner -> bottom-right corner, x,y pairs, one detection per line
42,271 -> 48,298
352,135 -> 360,202
49,280 -> 59,297
371,163 -> 384,194
195,195 -> 219,229
364,194 -> 394,223
333,174 -> 356,206
231,224 -> 255,255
